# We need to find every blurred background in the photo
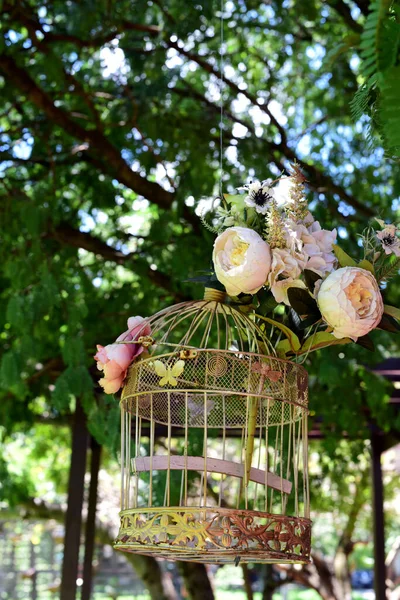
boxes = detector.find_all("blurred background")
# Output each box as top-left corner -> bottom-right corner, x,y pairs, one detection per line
0,0 -> 400,599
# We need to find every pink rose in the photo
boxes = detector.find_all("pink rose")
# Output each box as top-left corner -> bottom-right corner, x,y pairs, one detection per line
94,316 -> 151,394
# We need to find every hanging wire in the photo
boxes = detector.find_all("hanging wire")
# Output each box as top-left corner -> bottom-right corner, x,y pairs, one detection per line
219,0 -> 224,198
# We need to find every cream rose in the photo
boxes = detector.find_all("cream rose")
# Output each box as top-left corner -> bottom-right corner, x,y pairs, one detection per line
268,248 -> 307,305
317,267 -> 384,341
213,227 -> 271,296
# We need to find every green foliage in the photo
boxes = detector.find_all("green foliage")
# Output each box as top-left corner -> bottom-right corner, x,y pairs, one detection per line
0,0 -> 399,542
379,66 -> 400,154
87,396 -> 120,456
350,1 -> 400,156
333,244 -> 357,267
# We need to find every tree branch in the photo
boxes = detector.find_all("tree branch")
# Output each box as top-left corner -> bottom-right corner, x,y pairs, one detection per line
47,222 -> 189,301
327,0 -> 363,34
2,3 -> 161,47
0,53 -> 174,211
351,0 -> 370,16
44,21 -> 161,47
167,39 -> 288,145
171,81 -> 373,218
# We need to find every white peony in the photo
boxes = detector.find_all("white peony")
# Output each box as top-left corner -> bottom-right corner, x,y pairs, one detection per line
268,248 -> 307,305
317,267 -> 384,341
213,227 -> 271,296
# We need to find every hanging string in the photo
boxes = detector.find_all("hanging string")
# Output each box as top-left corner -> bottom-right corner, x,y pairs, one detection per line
219,0 -> 224,198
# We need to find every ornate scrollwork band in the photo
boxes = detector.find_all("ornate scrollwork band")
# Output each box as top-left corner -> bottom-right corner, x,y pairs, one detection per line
114,507 -> 311,564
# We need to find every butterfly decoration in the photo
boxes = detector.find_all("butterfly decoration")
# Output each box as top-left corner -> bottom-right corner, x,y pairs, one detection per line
153,359 -> 185,387
251,362 -> 282,382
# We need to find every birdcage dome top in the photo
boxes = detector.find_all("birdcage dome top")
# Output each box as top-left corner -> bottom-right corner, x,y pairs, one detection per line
120,290 -> 308,429
133,288 -> 273,354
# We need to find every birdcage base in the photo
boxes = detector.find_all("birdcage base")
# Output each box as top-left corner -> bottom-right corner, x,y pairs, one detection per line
114,506 -> 311,564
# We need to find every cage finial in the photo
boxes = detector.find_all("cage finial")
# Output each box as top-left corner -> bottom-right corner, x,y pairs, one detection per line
203,287 -> 226,302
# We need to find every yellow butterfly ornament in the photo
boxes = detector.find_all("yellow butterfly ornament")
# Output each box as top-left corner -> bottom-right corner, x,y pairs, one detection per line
153,359 -> 185,387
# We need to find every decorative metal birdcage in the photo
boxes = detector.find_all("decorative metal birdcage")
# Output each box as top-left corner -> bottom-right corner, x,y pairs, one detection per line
113,288 -> 311,564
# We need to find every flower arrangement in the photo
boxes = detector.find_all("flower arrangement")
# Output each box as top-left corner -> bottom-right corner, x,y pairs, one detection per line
209,164 -> 400,358
94,165 -> 400,394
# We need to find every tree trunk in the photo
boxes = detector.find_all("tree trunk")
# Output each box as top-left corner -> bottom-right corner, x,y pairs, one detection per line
178,561 -> 215,600
124,554 -> 178,600
333,546 -> 352,600
279,467 -> 371,600
20,499 -> 179,600
312,553 -> 343,600
242,564 -> 254,600
277,554 -> 341,600
262,564 -> 279,600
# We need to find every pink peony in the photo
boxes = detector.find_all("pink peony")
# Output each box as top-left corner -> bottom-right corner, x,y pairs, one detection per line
317,267 -> 383,341
94,316 -> 151,394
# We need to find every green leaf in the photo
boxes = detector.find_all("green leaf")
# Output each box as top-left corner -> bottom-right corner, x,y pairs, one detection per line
64,365 -> 94,396
255,314 -> 301,352
276,339 -> 293,358
379,66 -> 400,156
356,334 -> 375,351
223,193 -> 243,205
287,287 -> 320,317
384,304 -> 400,321
376,255 -> 400,282
6,296 -> 28,331
257,289 -> 278,315
377,313 -> 400,333
61,337 -> 86,367
358,259 -> 375,274
0,352 -> 20,389
298,332 -> 352,355
333,244 -> 357,267
52,375 -> 72,412
303,269 -> 322,292
323,33 -> 360,68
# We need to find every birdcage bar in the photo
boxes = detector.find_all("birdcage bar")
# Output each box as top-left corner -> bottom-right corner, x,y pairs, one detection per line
120,409 -> 125,511
219,395 -> 226,506
149,397 -> 154,507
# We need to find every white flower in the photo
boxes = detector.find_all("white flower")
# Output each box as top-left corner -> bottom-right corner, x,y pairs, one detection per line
213,227 -> 271,296
317,267 -> 384,341
302,211 -> 315,226
376,222 -> 400,257
285,219 -> 337,276
239,179 -> 275,215
268,247 -> 307,305
271,176 -> 296,206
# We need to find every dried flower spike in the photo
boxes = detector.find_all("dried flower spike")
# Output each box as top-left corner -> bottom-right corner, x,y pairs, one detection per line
285,163 -> 309,222
265,199 -> 286,249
